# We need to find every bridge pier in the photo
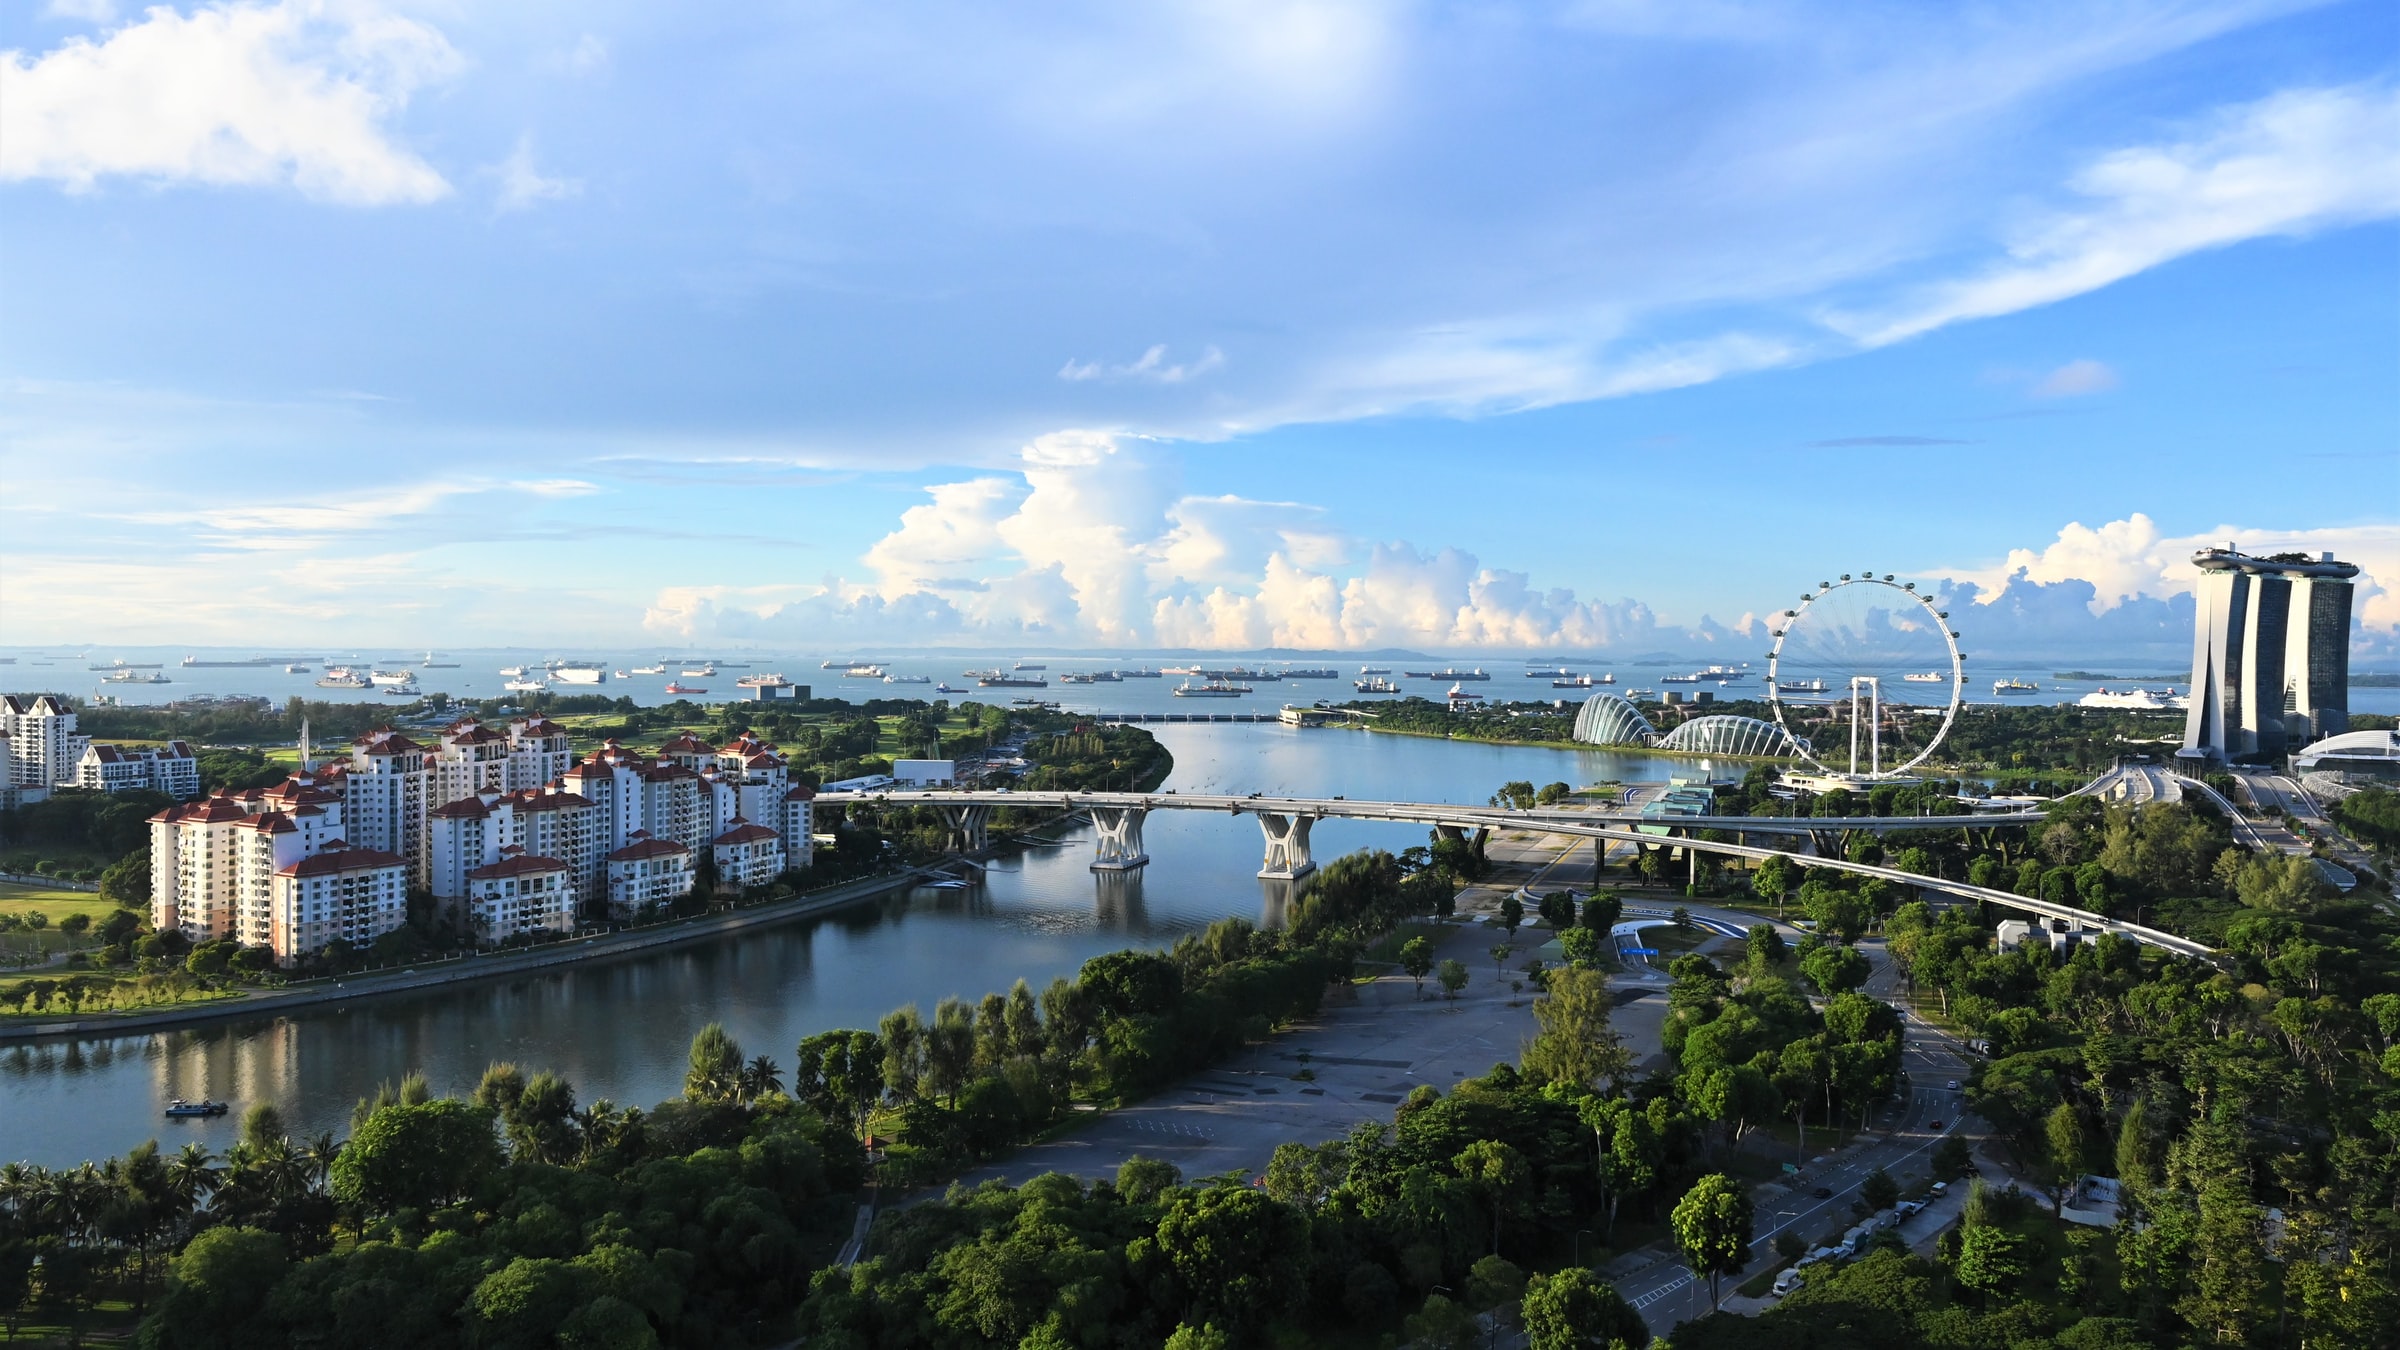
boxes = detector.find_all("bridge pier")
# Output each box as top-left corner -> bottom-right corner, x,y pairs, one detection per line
1256,811 -> 1318,880
1089,806 -> 1150,871
938,804 -> 992,853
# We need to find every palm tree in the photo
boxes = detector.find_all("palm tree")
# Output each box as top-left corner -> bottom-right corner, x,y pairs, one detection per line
742,1055 -> 784,1102
299,1133 -> 340,1193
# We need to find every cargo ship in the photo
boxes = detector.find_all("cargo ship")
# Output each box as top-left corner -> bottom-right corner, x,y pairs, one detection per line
979,675 -> 1048,688
664,682 -> 707,695
1173,679 -> 1250,697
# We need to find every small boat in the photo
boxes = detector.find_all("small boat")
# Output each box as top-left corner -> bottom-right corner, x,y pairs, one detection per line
843,664 -> 886,678
664,682 -> 707,695
503,678 -> 548,693
615,671 -> 630,679
935,683 -> 964,693
164,1098 -> 230,1118
317,667 -> 370,689
1627,688 -> 1656,699
1992,679 -> 2040,694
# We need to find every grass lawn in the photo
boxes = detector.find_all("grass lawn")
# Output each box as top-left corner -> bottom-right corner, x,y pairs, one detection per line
0,883 -> 127,926
1361,921 -> 1447,966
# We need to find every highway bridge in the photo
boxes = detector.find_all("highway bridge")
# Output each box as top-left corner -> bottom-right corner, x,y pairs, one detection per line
810,788 -> 2216,958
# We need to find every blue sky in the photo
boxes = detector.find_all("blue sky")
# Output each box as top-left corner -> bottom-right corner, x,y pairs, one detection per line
1,0 -> 2394,657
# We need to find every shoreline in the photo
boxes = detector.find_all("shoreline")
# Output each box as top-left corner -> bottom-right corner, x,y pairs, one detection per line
0,866 -> 955,1045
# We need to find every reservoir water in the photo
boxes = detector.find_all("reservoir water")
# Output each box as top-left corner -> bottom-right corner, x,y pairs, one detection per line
3,725 -> 1711,1168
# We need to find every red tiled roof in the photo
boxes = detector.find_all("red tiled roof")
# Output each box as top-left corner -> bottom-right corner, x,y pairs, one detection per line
276,845 -> 406,877
235,812 -> 298,834
782,784 -> 818,801
607,837 -> 691,863
466,853 -> 570,881
446,726 -> 508,745
510,789 -> 594,813
658,733 -> 717,755
712,821 -> 779,846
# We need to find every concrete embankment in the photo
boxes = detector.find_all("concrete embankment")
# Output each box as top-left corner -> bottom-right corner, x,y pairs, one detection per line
0,867 -> 949,1045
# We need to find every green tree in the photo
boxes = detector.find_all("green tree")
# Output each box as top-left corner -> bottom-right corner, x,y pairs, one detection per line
1151,1185 -> 1305,1338
1744,923 -> 1787,971
1521,1268 -> 1649,1350
1521,967 -> 1631,1091
1671,1173 -> 1754,1310
1116,1154 -> 1181,1204
1800,943 -> 1869,996
1537,781 -> 1572,806
796,1029 -> 884,1138
1455,1139 -> 1530,1255
137,1227 -> 287,1350
1402,1293 -> 1479,1350
329,1099 -> 503,1214
1953,1221 -> 2030,1294
2044,1102 -> 2086,1212
1561,926 -> 1604,971
1581,893 -> 1623,934
1500,892 -> 1525,937
684,1022 -> 745,1103
1400,935 -> 1436,998
1539,891 -> 1578,930
1861,1166 -> 1899,1213
1437,958 -> 1470,1001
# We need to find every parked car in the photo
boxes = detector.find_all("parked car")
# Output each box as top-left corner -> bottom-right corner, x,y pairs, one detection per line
1928,1119 -> 1944,1130
1772,1268 -> 1804,1297
1930,1180 -> 1950,1195
1812,1185 -> 1834,1199
1895,1200 -> 1926,1217
1945,1079 -> 1960,1090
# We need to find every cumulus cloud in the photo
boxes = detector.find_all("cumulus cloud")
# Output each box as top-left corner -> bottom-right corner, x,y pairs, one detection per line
1842,83 -> 2400,347
0,0 -> 460,204
1938,514 -> 2400,658
1059,345 -> 1225,384
2029,359 -> 2120,397
493,134 -> 581,212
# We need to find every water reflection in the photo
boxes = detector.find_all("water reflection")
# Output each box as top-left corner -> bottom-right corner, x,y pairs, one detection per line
6,724 -> 1712,1167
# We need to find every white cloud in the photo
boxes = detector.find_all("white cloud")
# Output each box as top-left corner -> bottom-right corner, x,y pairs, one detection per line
2030,358 -> 2120,398
493,134 -> 582,212
1841,83 -> 2400,347
0,0 -> 460,205
1946,514 -> 2400,638
1059,345 -> 1225,384
43,0 -> 118,22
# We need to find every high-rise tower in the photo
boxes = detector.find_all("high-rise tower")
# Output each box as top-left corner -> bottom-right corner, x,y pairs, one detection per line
2183,546 -> 2356,761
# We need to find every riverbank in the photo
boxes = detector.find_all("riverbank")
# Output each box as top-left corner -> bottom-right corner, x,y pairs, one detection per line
0,865 -> 958,1045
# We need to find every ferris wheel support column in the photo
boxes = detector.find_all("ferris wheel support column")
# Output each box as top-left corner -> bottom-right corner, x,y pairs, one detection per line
1847,676 -> 1882,778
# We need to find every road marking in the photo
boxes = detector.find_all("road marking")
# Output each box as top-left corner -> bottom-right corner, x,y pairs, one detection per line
1630,1272 -> 1693,1309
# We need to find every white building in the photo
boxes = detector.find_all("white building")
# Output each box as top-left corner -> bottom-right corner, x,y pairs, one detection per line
336,728 -> 432,885
462,850 -> 576,943
427,785 -> 601,926
149,773 -> 407,965
270,842 -> 410,962
710,818 -> 784,891
2,694 -> 88,788
604,832 -> 694,919
77,741 -> 202,798
893,758 -> 957,787
0,739 -> 46,810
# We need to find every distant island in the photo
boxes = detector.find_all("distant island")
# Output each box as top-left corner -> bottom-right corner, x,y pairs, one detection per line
2353,671 -> 2400,688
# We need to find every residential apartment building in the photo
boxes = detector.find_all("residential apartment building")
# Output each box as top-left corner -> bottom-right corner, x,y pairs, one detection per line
604,832 -> 694,918
77,741 -> 202,797
271,843 -> 410,961
2,694 -> 88,789
148,773 -> 405,965
427,786 -> 601,918
461,851 -> 577,943
711,819 -> 784,890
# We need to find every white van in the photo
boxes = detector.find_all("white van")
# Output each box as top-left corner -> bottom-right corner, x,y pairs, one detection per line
1772,1268 -> 1804,1297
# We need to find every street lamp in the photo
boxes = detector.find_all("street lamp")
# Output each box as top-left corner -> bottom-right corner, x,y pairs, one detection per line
1574,1228 -> 1595,1265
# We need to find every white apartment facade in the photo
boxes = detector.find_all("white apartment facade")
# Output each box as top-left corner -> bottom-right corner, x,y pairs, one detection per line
2,694 -> 88,789
710,819 -> 784,891
149,772 -> 407,965
78,741 -> 202,798
462,851 -> 576,943
604,832 -> 694,918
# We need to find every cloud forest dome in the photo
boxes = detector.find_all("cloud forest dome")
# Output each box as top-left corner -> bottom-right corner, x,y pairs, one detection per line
1572,692 -> 1658,747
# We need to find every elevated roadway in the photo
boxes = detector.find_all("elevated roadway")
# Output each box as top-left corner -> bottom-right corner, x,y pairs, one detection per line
813,789 -> 2217,958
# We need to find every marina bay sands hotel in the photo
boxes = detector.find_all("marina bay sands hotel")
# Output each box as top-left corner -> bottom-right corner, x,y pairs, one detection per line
2182,545 -> 2357,762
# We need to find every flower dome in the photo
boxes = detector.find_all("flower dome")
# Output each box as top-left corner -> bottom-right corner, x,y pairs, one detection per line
1572,692 -> 1657,747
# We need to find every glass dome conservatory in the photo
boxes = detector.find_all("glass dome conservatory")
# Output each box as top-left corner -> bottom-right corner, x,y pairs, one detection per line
1572,692 -> 1658,747
1655,715 -> 1802,758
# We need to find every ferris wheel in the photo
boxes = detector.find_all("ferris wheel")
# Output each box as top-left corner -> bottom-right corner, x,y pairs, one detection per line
1765,573 -> 1964,780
